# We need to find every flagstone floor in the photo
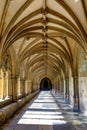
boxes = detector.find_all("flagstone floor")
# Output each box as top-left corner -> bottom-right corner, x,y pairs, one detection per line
0,91 -> 87,130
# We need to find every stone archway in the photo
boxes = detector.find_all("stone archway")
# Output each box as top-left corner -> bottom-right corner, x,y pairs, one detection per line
40,78 -> 52,91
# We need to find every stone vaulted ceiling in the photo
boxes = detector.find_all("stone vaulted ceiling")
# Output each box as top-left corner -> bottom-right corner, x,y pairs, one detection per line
0,0 -> 87,83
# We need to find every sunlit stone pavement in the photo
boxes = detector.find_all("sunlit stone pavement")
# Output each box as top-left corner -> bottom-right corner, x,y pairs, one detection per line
52,91 -> 87,130
0,91 -> 87,130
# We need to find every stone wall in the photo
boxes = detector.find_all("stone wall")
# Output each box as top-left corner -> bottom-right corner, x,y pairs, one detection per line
0,91 -> 39,125
79,77 -> 87,112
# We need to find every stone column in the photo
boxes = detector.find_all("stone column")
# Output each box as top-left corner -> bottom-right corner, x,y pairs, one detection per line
35,83 -> 38,91
5,71 -> 10,99
56,82 -> 58,94
25,80 -> 29,95
0,69 -> 4,99
73,76 -> 80,112
31,82 -> 33,93
32,82 -> 35,92
61,79 -> 64,96
64,79 -> 66,98
8,74 -> 12,100
17,77 -> 22,99
33,83 -> 36,92
20,79 -> 25,97
27,81 -> 30,94
54,83 -> 57,94
37,83 -> 39,91
55,82 -> 58,94
57,81 -> 60,93
65,78 -> 70,103
28,80 -> 33,93
11,75 -> 18,102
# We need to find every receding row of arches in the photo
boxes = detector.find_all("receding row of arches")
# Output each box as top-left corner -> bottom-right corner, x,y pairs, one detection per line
0,0 -> 87,116
40,78 -> 52,90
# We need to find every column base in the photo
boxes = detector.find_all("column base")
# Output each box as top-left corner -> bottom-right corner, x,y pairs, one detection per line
65,98 -> 70,104
83,111 -> 87,116
17,93 -> 22,99
73,103 -> 80,112
0,98 -> 4,101
25,93 -> 29,96
5,96 -> 11,100
23,93 -> 26,97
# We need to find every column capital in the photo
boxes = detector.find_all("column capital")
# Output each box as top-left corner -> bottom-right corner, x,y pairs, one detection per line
10,75 -> 19,79
73,76 -> 78,79
20,79 -> 25,82
27,80 -> 32,83
65,77 -> 69,80
4,71 -> 9,78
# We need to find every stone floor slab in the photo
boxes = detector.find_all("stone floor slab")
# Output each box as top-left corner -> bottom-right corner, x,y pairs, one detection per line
1,91 -> 84,130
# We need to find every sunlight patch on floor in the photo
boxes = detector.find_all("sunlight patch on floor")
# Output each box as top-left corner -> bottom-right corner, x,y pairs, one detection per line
18,91 -> 67,125
25,111 -> 62,115
18,118 -> 67,125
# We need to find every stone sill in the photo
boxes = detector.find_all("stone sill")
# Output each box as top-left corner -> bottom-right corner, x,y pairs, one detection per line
0,91 -> 39,125
0,98 -> 12,108
17,93 -> 23,99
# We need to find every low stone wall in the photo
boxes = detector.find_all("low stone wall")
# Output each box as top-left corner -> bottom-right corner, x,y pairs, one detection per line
0,98 -> 12,108
0,91 -> 39,125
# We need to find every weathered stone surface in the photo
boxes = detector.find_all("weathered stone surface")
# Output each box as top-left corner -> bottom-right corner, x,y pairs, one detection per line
0,91 -> 38,125
0,98 -> 12,108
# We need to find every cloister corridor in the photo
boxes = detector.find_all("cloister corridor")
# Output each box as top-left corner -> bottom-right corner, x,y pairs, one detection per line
0,0 -> 87,130
0,91 -> 87,130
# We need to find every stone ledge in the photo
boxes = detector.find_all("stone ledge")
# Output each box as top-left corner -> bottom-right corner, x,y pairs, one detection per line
0,98 -> 12,108
0,91 -> 39,125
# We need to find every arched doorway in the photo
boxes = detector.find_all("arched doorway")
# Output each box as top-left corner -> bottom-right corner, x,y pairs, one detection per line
40,78 -> 52,91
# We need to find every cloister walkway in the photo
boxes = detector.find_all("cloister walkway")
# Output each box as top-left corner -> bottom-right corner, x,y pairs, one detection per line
0,91 -> 87,130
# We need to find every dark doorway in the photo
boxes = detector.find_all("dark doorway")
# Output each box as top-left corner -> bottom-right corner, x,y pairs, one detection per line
40,78 -> 52,91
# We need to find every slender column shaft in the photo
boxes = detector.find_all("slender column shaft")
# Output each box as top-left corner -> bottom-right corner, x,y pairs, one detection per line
21,79 -> 25,97
5,71 -> 10,99
11,75 -> 18,102
73,76 -> 80,111
65,78 -> 69,102
0,69 -> 4,99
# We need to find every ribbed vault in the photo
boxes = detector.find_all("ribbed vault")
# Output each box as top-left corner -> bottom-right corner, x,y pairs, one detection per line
0,0 -> 87,85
